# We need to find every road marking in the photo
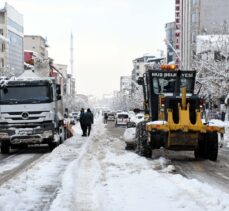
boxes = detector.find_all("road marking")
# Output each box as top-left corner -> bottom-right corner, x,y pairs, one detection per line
216,172 -> 229,181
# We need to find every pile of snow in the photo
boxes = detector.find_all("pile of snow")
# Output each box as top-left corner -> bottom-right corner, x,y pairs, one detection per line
204,119 -> 227,127
223,121 -> 229,147
147,120 -> 167,126
98,145 -> 229,211
17,69 -> 40,78
130,113 -> 144,124
123,127 -> 136,144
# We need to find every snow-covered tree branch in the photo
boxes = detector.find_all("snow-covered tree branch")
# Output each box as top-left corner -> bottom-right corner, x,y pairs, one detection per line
193,35 -> 229,102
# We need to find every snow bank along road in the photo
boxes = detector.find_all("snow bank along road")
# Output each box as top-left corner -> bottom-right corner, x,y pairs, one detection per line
0,117 -> 229,210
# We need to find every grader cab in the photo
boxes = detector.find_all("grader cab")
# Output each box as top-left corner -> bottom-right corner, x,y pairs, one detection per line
136,65 -> 224,161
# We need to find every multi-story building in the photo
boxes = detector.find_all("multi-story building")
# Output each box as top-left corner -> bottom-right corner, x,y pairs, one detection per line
131,54 -> 165,94
66,73 -> 75,95
0,3 -> 23,76
120,76 -> 131,95
24,35 -> 49,59
132,55 -> 156,81
24,35 -> 50,77
178,0 -> 229,69
54,64 -> 68,95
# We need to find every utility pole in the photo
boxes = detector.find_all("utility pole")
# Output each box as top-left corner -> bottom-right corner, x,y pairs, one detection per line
164,38 -> 183,68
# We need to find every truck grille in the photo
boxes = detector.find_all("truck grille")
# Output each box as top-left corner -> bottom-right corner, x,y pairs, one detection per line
2,111 -> 49,122
7,111 -> 43,115
10,117 -> 40,120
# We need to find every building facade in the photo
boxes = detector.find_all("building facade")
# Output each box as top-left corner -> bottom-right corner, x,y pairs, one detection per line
0,3 -> 23,76
120,76 -> 131,95
178,0 -> 229,69
24,35 -> 49,59
55,64 -> 68,95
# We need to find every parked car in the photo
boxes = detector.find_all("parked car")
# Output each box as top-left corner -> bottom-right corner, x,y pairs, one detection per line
71,112 -> 80,121
115,112 -> 130,127
107,112 -> 116,121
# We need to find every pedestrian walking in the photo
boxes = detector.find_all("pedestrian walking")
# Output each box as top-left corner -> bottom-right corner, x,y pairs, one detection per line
79,108 -> 87,136
84,108 -> 94,136
104,113 -> 108,124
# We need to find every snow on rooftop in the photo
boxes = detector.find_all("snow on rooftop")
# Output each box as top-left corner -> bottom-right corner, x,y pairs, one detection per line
147,120 -> 167,125
17,69 -> 40,78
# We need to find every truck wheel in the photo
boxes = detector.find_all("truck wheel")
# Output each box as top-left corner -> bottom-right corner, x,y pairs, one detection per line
141,146 -> 152,158
136,122 -> 152,158
1,140 -> 10,154
49,142 -> 58,151
59,136 -> 63,144
125,144 -> 131,150
194,134 -> 205,160
206,132 -> 218,161
125,143 -> 136,151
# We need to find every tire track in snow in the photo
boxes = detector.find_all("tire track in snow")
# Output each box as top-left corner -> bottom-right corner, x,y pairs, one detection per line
0,153 -> 47,186
74,137 -> 102,211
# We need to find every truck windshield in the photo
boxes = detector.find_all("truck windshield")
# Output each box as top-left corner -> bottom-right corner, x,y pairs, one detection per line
152,77 -> 193,94
118,114 -> 129,118
0,85 -> 52,104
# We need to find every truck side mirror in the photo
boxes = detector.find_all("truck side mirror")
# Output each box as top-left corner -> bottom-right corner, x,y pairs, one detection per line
56,84 -> 61,95
3,87 -> 8,94
137,77 -> 144,85
56,84 -> 61,100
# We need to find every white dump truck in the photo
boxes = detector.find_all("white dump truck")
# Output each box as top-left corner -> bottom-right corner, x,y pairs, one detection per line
0,76 -> 66,153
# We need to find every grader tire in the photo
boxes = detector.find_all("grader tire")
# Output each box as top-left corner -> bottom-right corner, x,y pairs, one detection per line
1,140 -> 10,154
206,132 -> 218,161
136,121 -> 152,158
194,134 -> 205,160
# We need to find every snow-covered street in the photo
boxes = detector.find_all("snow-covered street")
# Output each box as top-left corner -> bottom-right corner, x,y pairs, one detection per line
0,117 -> 229,210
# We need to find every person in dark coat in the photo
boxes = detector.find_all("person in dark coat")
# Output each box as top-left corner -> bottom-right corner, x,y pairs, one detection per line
104,113 -> 108,124
84,108 -> 94,136
79,108 -> 87,136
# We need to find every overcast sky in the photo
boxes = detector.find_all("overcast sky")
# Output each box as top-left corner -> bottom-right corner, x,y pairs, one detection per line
5,0 -> 174,97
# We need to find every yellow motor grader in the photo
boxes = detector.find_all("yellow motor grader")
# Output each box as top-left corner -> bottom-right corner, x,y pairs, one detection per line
135,65 -> 224,161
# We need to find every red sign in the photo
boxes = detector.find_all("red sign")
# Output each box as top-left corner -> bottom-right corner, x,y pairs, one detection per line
24,52 -> 34,65
175,0 -> 182,67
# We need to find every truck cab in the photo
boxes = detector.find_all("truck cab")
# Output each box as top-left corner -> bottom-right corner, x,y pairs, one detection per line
0,77 -> 65,153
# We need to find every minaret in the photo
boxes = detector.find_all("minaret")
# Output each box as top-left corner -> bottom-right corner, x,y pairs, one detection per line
70,32 -> 74,76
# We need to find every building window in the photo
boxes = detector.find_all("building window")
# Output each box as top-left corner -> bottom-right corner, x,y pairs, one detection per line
0,58 -> 4,68
192,0 -> 199,5
192,32 -> 196,43
192,50 -> 196,59
192,13 -> 199,23
136,65 -> 139,69
1,43 -> 5,52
